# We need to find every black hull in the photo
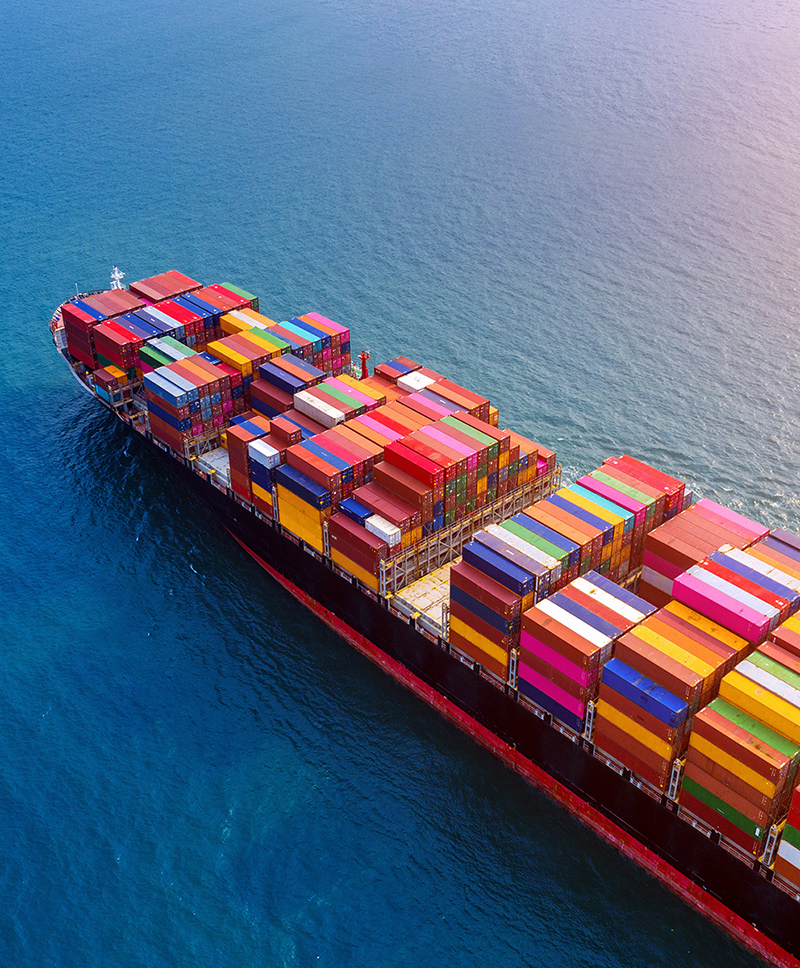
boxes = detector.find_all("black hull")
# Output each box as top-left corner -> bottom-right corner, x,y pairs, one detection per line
157,441 -> 800,965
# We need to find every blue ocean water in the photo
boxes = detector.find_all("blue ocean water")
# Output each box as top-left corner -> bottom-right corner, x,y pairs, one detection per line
3,0 -> 800,964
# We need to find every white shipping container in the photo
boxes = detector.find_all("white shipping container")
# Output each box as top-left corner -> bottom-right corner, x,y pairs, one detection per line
572,576 -> 649,625
365,513 -> 402,547
397,371 -> 436,393
294,390 -> 344,428
640,565 -> 674,596
248,439 -> 281,469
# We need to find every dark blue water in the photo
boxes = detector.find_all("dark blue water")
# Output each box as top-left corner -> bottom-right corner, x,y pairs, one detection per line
3,0 -> 800,964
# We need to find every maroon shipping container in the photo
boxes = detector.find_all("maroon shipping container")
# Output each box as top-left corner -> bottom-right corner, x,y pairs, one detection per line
287,443 -> 343,492
156,270 -> 202,294
450,560 -> 522,621
251,379 -> 293,415
615,631 -> 704,710
429,379 -> 489,420
328,513 -> 388,572
594,731 -> 671,790
282,408 -> 327,438
62,302 -> 100,332
130,278 -> 172,302
449,601 -> 515,651
84,289 -> 144,318
354,482 -> 420,532
594,716 -> 674,776
374,462 -> 433,513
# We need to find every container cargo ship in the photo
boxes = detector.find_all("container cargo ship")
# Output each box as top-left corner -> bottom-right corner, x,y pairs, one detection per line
51,269 -> 800,968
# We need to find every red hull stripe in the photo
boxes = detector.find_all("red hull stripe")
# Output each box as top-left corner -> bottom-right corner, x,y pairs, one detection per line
229,529 -> 799,968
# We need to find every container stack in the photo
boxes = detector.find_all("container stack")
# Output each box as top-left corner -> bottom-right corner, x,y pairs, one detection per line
691,633 -> 800,855
327,511 -> 389,591
298,313 -> 352,375
225,415 -> 272,501
747,530 -> 800,588
680,698 -> 800,856
128,270 -> 202,303
92,319 -> 143,377
191,284 -> 253,316
143,357 -> 233,452
248,437 -> 283,518
672,549 -> 791,648
61,289 -> 145,369
448,557 -> 527,681
519,573 -> 654,732
352,482 -> 418,550
594,601 -> 748,791
562,482 -> 637,582
93,366 -> 131,405
775,784 -> 800,889
639,500 -> 769,608
522,497 -> 602,578
500,512 -> 578,588
285,438 -> 353,509
155,299 -> 207,350
251,355 -> 326,419
274,464 -> 332,554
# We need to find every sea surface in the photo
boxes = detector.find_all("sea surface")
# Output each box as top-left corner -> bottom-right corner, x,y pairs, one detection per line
2,0 -> 800,964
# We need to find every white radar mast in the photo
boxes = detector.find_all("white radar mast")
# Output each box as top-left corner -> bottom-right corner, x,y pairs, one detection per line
110,266 -> 125,289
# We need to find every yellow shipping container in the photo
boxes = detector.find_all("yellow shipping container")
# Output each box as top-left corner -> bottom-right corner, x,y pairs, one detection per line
488,406 -> 499,427
664,601 -> 749,660
477,477 -> 487,495
280,510 -> 324,553
276,484 -> 328,523
688,733 -> 777,799
220,312 -> 252,335
596,699 -> 674,761
252,482 -> 273,505
719,671 -> 800,746
559,488 -> 624,542
631,626 -> 715,681
331,548 -> 379,590
338,373 -> 385,403
449,615 -> 509,667
499,451 -> 509,470
206,340 -> 252,376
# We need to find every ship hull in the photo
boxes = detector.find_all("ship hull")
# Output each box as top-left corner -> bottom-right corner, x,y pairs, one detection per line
157,440 -> 800,968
